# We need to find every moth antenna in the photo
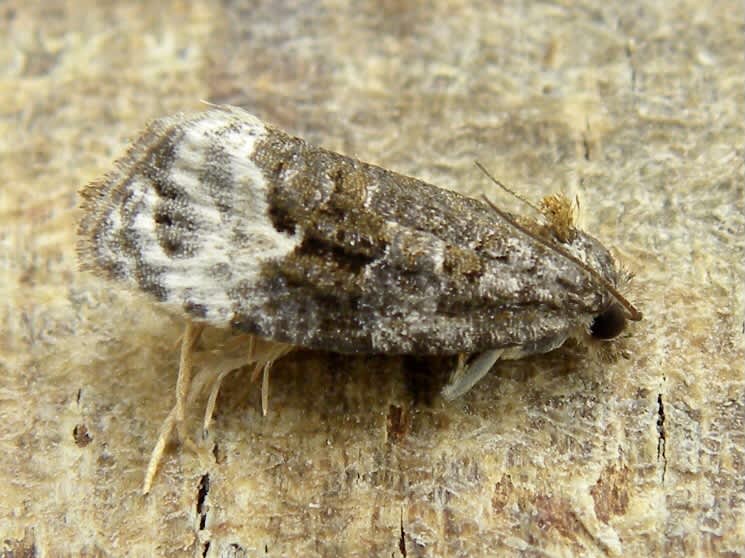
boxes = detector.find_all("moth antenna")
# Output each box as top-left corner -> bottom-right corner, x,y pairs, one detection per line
474,161 -> 542,214
480,194 -> 642,322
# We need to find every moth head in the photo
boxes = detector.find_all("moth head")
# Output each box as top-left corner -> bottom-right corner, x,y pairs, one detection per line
473,162 -> 642,331
562,230 -> 641,341
590,302 -> 627,340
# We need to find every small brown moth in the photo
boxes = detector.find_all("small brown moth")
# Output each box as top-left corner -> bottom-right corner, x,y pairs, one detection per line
77,105 -> 641,492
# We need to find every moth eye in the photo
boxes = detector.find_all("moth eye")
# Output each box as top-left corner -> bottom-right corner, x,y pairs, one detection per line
590,303 -> 626,340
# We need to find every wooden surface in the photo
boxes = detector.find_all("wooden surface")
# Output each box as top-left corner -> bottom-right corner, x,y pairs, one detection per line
1,1 -> 743,556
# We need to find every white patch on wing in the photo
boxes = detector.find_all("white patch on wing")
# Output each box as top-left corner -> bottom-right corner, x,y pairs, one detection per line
97,199 -> 126,274
130,108 -> 302,326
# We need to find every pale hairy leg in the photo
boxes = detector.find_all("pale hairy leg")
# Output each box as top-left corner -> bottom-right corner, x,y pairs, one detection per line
143,330 -> 293,494
441,349 -> 504,401
143,321 -> 203,494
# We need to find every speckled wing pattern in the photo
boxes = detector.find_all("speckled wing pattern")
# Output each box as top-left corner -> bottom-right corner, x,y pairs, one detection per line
78,106 -> 630,356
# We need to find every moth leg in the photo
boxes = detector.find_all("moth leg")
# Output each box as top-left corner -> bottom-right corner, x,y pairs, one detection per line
204,339 -> 292,430
144,405 -> 177,494
261,360 -> 273,417
202,367 -> 237,434
441,349 -> 504,400
200,352 -> 284,431
144,356 -> 219,495
202,335 -> 258,433
143,335 -> 293,494
244,360 -> 274,416
143,321 -> 204,495
144,356 -> 244,493
248,342 -> 292,416
175,322 -> 205,440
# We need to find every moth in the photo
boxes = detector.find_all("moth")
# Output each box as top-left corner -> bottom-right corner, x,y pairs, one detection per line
77,105 -> 641,492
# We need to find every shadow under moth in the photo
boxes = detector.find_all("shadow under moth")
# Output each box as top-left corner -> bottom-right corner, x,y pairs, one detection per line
77,105 -> 642,493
